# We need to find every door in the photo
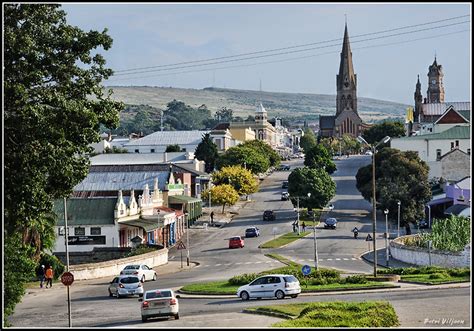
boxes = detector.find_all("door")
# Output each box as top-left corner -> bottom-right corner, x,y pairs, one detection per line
109,277 -> 119,295
249,277 -> 269,298
268,276 -> 282,297
143,265 -> 153,280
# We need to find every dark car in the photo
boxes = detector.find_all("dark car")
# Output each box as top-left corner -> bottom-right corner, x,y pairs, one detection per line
282,181 -> 289,189
281,192 -> 289,201
324,217 -> 337,229
280,165 -> 290,171
263,210 -> 275,221
245,227 -> 260,238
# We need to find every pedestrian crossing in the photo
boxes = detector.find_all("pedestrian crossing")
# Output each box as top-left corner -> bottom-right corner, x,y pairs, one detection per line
191,257 -> 362,268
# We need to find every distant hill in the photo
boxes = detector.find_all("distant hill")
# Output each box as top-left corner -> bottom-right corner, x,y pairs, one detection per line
106,86 -> 409,123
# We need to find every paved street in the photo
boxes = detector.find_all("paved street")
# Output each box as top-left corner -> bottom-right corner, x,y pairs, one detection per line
9,156 -> 471,328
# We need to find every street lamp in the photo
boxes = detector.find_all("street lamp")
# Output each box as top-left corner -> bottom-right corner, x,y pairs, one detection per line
397,201 -> 401,238
357,135 -> 391,277
384,209 -> 389,267
427,204 -> 431,229
185,211 -> 190,266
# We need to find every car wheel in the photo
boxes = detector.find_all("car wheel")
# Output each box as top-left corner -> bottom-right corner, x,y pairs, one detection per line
108,289 -> 113,297
141,275 -> 146,283
291,294 -> 298,298
142,316 -> 147,323
116,293 -> 121,299
275,290 -> 285,300
240,291 -> 250,301
139,293 -> 143,298
175,314 -> 180,320
153,273 -> 157,281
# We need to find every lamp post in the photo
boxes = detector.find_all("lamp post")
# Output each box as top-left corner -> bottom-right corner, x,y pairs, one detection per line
296,197 -> 300,235
185,212 -> 190,266
63,197 -> 72,327
208,182 -> 212,223
427,205 -> 431,228
357,135 -> 391,277
397,201 -> 401,238
384,209 -> 389,267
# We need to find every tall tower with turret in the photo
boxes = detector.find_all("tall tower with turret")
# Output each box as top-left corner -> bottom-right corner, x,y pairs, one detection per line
336,23 -> 357,116
426,57 -> 445,103
414,75 -> 423,122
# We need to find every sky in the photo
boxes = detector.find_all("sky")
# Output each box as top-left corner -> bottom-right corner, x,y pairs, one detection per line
62,2 -> 471,105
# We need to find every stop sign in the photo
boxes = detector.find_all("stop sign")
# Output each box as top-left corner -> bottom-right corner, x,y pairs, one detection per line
61,272 -> 74,286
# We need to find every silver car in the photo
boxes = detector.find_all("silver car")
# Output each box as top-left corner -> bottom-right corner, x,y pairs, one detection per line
236,274 -> 301,300
120,264 -> 157,283
108,275 -> 144,298
140,289 -> 180,322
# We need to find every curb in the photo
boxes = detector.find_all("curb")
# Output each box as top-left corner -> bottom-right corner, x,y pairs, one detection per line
242,309 -> 294,320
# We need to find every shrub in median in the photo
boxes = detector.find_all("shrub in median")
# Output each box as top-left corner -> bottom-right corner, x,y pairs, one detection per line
229,273 -> 259,285
344,275 -> 369,284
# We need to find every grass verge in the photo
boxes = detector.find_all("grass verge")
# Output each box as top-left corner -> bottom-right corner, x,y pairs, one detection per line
259,231 -> 311,248
378,266 -> 470,284
246,301 -> 400,327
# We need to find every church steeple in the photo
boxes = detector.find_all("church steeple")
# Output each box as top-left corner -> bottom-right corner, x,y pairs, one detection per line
336,23 -> 357,116
414,75 -> 423,122
427,56 -> 445,103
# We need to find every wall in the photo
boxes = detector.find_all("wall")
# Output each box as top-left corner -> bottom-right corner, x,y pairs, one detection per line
390,235 -> 470,267
441,152 -> 471,184
53,224 -> 119,253
68,248 -> 169,280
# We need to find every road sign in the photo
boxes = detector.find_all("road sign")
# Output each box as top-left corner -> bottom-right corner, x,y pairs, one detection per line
61,272 -> 74,286
365,234 -> 373,241
302,264 -> 311,276
176,241 -> 186,250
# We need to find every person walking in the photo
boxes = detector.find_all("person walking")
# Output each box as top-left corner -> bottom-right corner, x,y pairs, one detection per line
210,211 -> 214,225
45,265 -> 54,288
38,265 -> 46,288
301,221 -> 306,232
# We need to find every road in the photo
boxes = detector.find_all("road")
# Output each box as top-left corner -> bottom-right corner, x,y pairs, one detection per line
9,156 -> 471,328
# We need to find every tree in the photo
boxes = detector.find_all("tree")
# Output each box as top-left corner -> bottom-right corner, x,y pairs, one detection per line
4,4 -> 123,322
201,184 -> 239,213
299,128 -> 317,153
287,167 -> 336,209
195,133 -> 219,173
240,139 -> 281,168
165,144 -> 183,152
216,146 -> 270,174
212,165 -> 259,196
355,148 -> 432,225
214,107 -> 234,122
304,144 -> 337,174
362,121 -> 406,146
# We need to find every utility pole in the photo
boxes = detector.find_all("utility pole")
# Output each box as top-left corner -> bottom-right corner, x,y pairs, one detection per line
63,198 -> 72,327
160,110 -> 164,132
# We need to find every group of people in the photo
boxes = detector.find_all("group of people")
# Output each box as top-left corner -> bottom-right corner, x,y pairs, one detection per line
38,265 -> 54,288
292,221 -> 306,233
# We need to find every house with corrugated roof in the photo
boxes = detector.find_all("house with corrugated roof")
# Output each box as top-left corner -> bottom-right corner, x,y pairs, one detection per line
123,130 -> 209,154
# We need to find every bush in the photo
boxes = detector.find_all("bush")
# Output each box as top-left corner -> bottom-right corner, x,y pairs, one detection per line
447,268 -> 470,278
309,277 -> 328,286
313,268 -> 341,279
428,272 -> 449,280
40,254 -> 65,280
229,273 -> 259,285
124,245 -> 158,258
345,275 -> 368,284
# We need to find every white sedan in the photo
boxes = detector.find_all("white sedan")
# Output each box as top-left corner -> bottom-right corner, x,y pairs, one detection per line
120,264 -> 157,282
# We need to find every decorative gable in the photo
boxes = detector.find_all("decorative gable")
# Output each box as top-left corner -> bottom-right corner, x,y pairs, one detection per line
435,106 -> 469,124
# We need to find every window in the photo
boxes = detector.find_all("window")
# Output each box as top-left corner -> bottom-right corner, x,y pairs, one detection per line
455,140 -> 459,148
451,142 -> 454,150
436,149 -> 442,161
74,227 -> 85,236
90,227 -> 101,235
468,149 -> 471,156
58,227 -> 65,236
151,149 -> 155,153
135,149 -> 139,153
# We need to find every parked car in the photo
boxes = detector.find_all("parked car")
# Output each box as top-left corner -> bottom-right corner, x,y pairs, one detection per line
324,217 -> 337,229
281,181 -> 289,189
263,210 -> 276,221
120,264 -> 157,283
236,274 -> 301,301
140,289 -> 180,322
245,227 -> 260,238
280,164 -> 291,171
229,236 -> 245,248
108,275 -> 144,298
281,192 -> 289,201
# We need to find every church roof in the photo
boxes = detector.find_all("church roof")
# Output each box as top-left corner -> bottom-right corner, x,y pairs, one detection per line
319,116 -> 336,129
337,23 -> 356,89
421,102 -> 471,116
256,103 -> 267,113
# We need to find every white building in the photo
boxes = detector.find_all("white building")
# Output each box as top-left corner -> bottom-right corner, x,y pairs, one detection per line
391,125 -> 471,180
123,130 -> 209,154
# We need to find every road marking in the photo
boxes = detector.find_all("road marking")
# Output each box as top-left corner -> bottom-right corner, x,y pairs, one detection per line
215,264 -> 222,266
169,256 -> 176,260
255,261 -> 262,264
195,264 -> 200,268
245,262 -> 252,264
326,258 -> 333,261
224,263 -> 232,266
265,261 -> 272,263
343,258 -> 349,261
351,258 -> 358,260
335,258 -> 341,261
235,262 -> 243,265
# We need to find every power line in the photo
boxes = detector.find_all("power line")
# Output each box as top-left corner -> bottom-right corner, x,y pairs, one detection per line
106,29 -> 469,83
113,14 -> 470,74
110,20 -> 469,78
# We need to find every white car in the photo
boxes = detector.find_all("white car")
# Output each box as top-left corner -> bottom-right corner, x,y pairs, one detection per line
236,274 -> 301,300
140,289 -> 180,322
365,150 -> 373,156
120,264 -> 157,283
108,275 -> 144,298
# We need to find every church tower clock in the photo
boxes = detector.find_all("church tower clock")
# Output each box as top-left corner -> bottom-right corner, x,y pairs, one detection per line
426,57 -> 445,103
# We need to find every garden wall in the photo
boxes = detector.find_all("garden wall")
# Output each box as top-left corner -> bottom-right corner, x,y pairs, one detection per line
390,235 -> 470,268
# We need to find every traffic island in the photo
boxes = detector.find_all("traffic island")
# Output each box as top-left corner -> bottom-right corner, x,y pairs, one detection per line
243,301 -> 400,327
258,231 -> 312,249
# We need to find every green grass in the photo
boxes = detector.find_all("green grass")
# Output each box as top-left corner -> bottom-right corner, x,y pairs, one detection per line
378,266 -> 470,284
259,231 -> 311,248
299,282 -> 396,291
247,301 -> 400,327
400,274 -> 470,284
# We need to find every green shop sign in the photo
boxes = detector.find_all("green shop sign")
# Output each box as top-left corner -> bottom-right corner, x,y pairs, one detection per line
167,184 -> 184,190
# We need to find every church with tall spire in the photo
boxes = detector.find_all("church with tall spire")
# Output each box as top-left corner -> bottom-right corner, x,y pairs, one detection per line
319,23 -> 368,138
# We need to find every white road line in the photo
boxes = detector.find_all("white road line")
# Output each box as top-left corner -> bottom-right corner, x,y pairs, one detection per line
265,261 -> 272,263
326,258 -> 333,261
335,258 -> 341,261
215,264 -> 222,266
245,262 -> 253,264
235,262 -> 243,265
224,263 -> 232,266
255,261 -> 262,264
343,258 -> 349,261
195,264 -> 201,268
351,258 -> 357,260
169,256 -> 176,260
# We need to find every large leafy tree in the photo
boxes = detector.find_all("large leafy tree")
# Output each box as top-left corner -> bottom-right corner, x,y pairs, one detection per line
299,128 -> 317,153
195,133 -> 219,173
216,146 -> 270,174
288,167 -> 336,209
4,4 -> 123,322
304,144 -> 337,174
165,144 -> 183,152
165,100 -> 211,130
240,139 -> 281,168
362,121 -> 406,146
355,148 -> 431,225
212,165 -> 259,196
201,184 -> 239,213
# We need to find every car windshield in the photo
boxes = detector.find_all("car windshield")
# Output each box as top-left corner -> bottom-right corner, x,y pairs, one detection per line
283,276 -> 298,283
124,265 -> 140,270
120,276 -> 140,284
264,211 -> 272,214
246,228 -> 256,232
325,219 -> 336,224
145,290 -> 172,299
230,236 -> 241,240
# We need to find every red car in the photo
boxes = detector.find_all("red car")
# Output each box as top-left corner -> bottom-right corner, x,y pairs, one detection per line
229,236 -> 245,249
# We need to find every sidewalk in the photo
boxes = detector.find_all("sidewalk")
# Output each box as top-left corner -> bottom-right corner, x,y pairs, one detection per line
360,247 -> 416,269
196,198 -> 253,229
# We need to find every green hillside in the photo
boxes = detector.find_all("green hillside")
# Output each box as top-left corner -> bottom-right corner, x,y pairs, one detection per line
106,86 -> 409,123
